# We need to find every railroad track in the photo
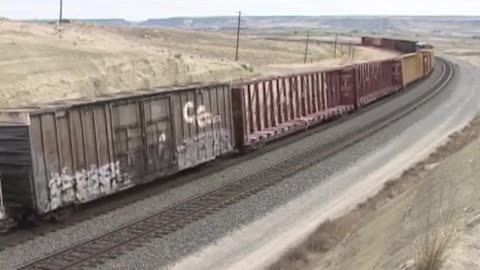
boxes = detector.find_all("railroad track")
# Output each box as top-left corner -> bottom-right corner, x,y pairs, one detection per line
14,58 -> 454,270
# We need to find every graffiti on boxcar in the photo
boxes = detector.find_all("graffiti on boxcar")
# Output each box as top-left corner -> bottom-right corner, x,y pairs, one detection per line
47,161 -> 132,211
183,102 -> 222,128
176,128 -> 231,170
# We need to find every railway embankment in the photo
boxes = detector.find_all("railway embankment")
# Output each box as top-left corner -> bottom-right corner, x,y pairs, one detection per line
269,117 -> 480,270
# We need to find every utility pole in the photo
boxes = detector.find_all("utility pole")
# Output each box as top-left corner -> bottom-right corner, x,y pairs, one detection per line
348,40 -> 352,59
333,34 -> 338,59
59,0 -> 63,26
304,30 -> 310,64
235,11 -> 241,61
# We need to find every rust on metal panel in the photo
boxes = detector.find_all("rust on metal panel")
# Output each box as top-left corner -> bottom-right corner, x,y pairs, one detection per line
233,66 -> 357,148
354,60 -> 404,107
232,87 -> 246,148
339,67 -> 356,105
0,83 -> 235,214
35,104 -> 134,213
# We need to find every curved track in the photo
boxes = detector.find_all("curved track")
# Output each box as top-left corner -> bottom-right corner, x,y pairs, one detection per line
13,58 -> 454,270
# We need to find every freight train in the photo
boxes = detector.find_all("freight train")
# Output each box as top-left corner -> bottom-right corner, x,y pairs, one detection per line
0,36 -> 434,225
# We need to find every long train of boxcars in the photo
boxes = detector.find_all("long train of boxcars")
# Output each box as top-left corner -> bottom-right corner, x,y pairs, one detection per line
0,36 -> 434,225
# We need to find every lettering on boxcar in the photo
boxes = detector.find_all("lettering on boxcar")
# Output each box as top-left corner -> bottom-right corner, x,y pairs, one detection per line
176,128 -> 231,170
47,161 -> 132,211
183,102 -> 221,128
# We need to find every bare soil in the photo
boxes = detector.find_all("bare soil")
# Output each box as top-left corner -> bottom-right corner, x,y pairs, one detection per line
269,117 -> 480,270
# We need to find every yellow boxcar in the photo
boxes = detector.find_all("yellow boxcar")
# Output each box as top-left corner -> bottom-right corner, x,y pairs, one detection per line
421,50 -> 435,75
401,52 -> 425,87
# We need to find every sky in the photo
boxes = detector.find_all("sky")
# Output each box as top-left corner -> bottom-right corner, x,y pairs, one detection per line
2,0 -> 480,20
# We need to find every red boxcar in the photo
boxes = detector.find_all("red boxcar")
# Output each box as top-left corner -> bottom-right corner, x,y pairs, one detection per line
354,59 -> 404,106
232,58 -> 404,150
232,68 -> 357,150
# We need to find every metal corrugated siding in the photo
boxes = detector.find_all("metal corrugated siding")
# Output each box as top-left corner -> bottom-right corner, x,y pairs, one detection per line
401,53 -> 425,86
0,126 -> 34,210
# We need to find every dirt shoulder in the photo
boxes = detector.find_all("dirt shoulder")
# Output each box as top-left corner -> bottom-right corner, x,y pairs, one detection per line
269,117 -> 480,270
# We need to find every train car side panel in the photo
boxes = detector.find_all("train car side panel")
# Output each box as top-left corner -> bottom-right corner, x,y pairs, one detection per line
355,60 -> 403,106
233,70 -> 356,149
401,53 -> 425,87
0,84 -> 234,215
171,85 -> 234,170
142,96 -> 174,176
421,50 -> 434,76
393,39 -> 417,54
0,112 -> 34,215
361,37 -> 383,47
28,104 -> 135,213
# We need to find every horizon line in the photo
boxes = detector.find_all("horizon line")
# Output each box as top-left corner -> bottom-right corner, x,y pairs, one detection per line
3,14 -> 480,21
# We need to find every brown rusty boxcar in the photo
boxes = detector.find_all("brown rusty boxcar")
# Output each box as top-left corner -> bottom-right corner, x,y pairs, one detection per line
0,84 -> 234,216
361,37 -> 383,48
232,68 -> 356,150
362,37 -> 417,54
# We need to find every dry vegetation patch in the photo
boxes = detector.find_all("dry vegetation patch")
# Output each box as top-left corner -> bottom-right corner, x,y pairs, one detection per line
269,117 -> 480,270
0,20 -> 396,108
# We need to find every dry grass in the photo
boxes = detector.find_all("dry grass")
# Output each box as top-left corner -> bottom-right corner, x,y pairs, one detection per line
413,229 -> 451,270
268,118 -> 480,270
412,178 -> 457,270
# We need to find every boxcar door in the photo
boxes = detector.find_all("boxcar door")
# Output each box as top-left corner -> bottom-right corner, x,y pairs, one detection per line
142,96 -> 174,175
111,99 -> 146,181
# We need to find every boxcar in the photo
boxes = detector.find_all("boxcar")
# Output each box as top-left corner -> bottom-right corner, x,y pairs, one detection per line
231,67 -> 358,150
0,84 -> 234,216
353,59 -> 404,106
401,53 -> 425,87
421,50 -> 435,76
361,37 -> 383,47
362,37 -> 417,54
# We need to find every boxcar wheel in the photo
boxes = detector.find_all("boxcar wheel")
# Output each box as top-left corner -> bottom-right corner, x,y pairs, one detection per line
44,207 -> 74,223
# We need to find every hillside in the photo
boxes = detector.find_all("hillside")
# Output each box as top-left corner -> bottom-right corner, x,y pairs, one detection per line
0,20 -> 395,108
140,16 -> 480,36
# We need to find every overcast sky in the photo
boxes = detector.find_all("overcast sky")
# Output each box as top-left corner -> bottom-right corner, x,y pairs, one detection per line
3,0 -> 480,20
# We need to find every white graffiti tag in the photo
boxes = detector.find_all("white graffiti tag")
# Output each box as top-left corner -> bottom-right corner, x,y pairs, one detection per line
183,102 -> 221,128
47,161 -> 132,211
